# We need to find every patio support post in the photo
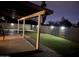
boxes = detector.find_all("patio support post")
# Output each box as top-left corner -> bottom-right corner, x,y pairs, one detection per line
18,10 -> 45,49
23,20 -> 25,38
18,20 -> 19,34
36,15 -> 41,50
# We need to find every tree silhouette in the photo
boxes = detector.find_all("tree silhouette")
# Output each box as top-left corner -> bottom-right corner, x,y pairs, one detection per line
77,22 -> 79,27
60,17 -> 72,27
49,21 -> 54,25
49,21 -> 60,26
41,1 -> 47,25
41,1 -> 47,7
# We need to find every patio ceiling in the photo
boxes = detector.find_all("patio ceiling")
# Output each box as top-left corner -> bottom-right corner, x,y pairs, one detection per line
0,1 -> 53,24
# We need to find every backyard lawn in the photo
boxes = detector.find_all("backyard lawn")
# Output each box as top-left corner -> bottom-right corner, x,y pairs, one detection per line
25,31 -> 79,56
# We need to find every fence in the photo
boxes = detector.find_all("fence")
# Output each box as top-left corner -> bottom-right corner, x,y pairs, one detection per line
1,23 -> 79,42
40,26 -> 79,42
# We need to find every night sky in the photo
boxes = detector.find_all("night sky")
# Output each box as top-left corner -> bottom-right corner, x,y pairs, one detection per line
32,1 -> 79,24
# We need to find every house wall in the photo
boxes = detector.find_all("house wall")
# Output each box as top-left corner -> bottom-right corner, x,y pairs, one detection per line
0,23 -> 32,31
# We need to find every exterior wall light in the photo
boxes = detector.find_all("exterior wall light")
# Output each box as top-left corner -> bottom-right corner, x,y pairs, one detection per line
60,26 -> 65,30
37,25 -> 38,28
32,25 -> 35,28
11,23 -> 14,26
50,26 -> 54,29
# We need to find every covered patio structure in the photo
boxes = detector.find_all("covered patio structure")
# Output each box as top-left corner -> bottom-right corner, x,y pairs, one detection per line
0,1 -> 53,55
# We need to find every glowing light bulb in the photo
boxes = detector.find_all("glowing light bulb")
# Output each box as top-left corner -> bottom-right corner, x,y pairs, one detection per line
60,26 -> 65,30
50,26 -> 54,29
11,23 -> 14,26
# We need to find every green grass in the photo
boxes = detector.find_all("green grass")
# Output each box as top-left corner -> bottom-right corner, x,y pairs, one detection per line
25,31 -> 79,56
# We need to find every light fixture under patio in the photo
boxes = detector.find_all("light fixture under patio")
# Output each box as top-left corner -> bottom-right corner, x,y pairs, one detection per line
11,23 -> 14,26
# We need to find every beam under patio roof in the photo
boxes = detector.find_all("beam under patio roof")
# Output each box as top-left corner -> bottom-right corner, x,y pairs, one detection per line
19,10 -> 45,20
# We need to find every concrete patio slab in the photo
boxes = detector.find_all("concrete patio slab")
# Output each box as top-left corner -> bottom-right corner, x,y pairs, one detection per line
0,35 -> 35,54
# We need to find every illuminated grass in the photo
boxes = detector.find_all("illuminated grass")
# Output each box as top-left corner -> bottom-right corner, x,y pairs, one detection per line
25,31 -> 79,56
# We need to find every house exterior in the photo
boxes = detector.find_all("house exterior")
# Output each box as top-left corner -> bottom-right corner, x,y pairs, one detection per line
0,1 -> 53,50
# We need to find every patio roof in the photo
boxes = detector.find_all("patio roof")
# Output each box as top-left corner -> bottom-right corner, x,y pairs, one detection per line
0,1 -> 53,24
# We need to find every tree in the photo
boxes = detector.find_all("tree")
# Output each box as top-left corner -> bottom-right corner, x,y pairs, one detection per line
77,22 -> 79,27
49,21 -> 60,26
60,17 -> 72,27
41,1 -> 47,25
49,21 -> 55,25
41,1 -> 47,7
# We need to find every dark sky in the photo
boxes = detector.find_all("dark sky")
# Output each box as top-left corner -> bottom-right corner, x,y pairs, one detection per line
32,1 -> 79,24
